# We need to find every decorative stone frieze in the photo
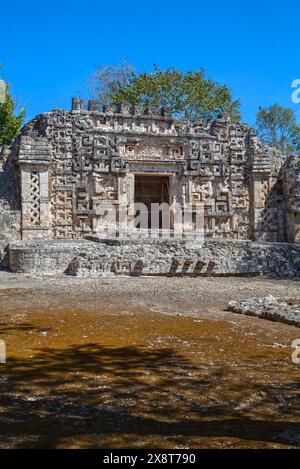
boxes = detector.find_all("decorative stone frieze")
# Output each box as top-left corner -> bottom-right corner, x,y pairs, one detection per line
0,99 -> 299,274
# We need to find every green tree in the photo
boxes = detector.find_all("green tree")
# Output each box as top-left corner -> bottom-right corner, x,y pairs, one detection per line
92,64 -> 241,121
0,69 -> 25,151
256,104 -> 300,154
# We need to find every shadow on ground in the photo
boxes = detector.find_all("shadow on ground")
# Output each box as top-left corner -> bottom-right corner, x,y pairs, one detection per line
0,337 -> 299,448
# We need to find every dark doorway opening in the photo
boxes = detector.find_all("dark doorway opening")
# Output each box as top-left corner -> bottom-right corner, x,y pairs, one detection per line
134,175 -> 170,229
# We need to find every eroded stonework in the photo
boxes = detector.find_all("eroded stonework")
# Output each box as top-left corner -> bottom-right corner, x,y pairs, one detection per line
0,98 -> 300,275
9,239 -> 300,278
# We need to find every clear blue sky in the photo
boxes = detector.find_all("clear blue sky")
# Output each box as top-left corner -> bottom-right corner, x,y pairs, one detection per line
1,0 -> 300,126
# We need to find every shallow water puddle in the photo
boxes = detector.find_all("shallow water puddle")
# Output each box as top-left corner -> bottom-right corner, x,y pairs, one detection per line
0,306 -> 299,448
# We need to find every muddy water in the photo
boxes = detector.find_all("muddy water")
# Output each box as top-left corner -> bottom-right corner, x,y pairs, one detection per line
0,303 -> 299,448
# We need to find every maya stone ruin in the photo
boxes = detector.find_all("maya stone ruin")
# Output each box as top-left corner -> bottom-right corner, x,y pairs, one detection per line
0,97 -> 299,276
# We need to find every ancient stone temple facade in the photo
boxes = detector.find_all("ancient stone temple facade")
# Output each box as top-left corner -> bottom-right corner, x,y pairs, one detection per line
0,98 -> 300,276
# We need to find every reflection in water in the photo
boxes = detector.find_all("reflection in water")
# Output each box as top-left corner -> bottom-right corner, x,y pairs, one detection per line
0,306 -> 299,448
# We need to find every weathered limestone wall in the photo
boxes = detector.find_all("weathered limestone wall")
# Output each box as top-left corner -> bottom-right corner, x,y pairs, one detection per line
0,148 -> 21,267
11,99 -> 288,243
0,204 -> 21,267
1,100 -> 300,277
281,155 -> 300,242
9,239 -> 300,277
9,239 -> 92,274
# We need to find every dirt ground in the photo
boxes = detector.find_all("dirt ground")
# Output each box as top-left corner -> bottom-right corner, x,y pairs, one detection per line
1,272 -> 300,316
0,272 -> 299,448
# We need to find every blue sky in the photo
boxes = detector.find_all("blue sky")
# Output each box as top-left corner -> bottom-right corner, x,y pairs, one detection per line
1,0 -> 300,126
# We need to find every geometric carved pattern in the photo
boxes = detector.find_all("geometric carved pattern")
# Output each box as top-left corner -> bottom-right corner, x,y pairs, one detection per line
46,112 -> 256,240
20,105 -> 287,242
29,172 -> 40,225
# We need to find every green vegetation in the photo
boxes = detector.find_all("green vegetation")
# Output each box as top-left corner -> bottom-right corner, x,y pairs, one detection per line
92,63 -> 241,121
256,104 -> 300,154
0,66 -> 25,151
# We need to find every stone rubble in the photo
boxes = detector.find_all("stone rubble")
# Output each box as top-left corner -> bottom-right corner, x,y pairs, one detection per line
228,295 -> 300,327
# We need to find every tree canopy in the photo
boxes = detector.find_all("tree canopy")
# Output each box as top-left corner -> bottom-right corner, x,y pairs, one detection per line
92,63 -> 241,121
0,68 -> 25,151
256,104 -> 300,154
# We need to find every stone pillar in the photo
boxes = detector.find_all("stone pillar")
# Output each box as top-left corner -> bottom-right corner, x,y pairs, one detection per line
249,153 -> 272,241
293,213 -> 300,242
171,174 -> 181,234
18,136 -> 51,240
283,156 -> 300,243
117,174 -> 129,236
250,174 -> 264,239
286,212 -> 300,242
72,97 -> 83,111
126,173 -> 135,232
88,100 -> 99,111
183,176 -> 193,235
21,165 -> 51,240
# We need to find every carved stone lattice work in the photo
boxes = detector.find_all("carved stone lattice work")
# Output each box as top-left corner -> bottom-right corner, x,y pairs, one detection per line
12,103 -> 300,243
29,172 -> 40,226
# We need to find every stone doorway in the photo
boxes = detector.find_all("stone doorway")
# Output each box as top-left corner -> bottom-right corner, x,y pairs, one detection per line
134,174 -> 171,230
